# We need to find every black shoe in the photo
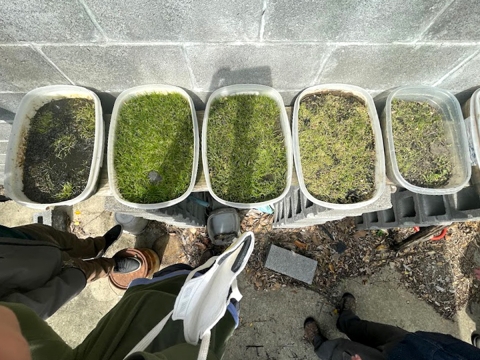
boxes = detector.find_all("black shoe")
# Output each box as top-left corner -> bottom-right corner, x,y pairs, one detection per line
472,332 -> 480,348
96,225 -> 123,258
113,257 -> 141,274
338,293 -> 357,314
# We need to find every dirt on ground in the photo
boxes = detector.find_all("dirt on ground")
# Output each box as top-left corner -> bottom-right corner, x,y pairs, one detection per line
178,210 -> 480,320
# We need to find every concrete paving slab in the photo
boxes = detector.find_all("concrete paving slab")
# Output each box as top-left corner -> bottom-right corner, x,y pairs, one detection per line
318,45 -> 478,90
185,44 -> 328,91
0,46 -> 67,92
42,45 -> 192,92
84,0 -> 260,41
0,0 -> 99,42
423,0 -> 480,41
264,0 -> 447,42
265,244 -> 317,284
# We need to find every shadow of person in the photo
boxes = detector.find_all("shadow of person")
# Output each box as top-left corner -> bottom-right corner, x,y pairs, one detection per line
134,221 -> 169,262
208,66 -> 273,91
0,107 -> 15,122
82,87 -> 118,115
459,233 -> 480,338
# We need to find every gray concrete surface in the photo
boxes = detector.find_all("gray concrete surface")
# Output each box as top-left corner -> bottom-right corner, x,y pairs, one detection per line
0,45 -> 67,92
225,267 -> 479,360
83,0 -> 261,41
263,0 -> 447,42
318,44 -> 477,90
265,244 -> 318,284
42,45 -> 192,91
1,0 -> 99,42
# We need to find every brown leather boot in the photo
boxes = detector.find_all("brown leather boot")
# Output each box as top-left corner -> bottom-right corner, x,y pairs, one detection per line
304,317 -> 321,345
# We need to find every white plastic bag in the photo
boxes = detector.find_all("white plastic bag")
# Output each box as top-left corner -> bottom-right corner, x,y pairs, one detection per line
124,232 -> 255,360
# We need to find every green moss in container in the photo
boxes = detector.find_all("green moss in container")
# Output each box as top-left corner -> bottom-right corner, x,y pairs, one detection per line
114,93 -> 194,204
391,99 -> 452,188
207,94 -> 287,203
23,98 -> 95,203
298,92 -> 376,204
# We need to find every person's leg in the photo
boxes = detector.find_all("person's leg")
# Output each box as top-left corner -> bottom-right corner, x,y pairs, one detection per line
69,257 -> 117,283
337,310 -> 408,349
305,317 -> 384,360
14,224 -> 105,259
336,294 -> 409,352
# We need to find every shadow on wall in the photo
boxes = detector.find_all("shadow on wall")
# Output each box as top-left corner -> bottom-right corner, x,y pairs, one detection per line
84,88 -> 118,115
0,108 -> 15,122
455,86 -> 480,107
209,66 -> 273,92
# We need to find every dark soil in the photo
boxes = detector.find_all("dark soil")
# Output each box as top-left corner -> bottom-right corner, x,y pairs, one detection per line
23,98 -> 95,203
391,100 -> 452,188
298,92 -> 376,204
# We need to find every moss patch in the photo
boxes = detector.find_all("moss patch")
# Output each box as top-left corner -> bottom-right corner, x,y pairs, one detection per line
391,99 -> 452,188
114,93 -> 194,204
298,92 -> 376,204
207,94 -> 287,203
23,98 -> 95,203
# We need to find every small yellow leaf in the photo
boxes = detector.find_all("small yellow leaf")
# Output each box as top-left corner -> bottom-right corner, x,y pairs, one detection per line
328,263 -> 335,272
74,221 -> 80,226
74,210 -> 81,215
375,244 -> 389,252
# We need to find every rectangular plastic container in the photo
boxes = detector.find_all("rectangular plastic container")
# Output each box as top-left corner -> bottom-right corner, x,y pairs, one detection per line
381,86 -> 470,195
4,85 -> 104,209
462,88 -> 480,166
293,84 -> 386,210
202,84 -> 293,209
108,84 -> 199,210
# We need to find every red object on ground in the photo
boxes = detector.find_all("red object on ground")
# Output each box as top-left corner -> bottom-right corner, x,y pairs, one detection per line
431,228 -> 448,241
411,226 -> 448,241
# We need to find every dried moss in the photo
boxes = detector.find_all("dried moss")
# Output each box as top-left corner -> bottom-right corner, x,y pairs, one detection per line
391,99 -> 452,188
298,92 -> 376,204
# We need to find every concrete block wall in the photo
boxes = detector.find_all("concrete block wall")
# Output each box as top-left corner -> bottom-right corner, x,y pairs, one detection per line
1,0 -> 480,185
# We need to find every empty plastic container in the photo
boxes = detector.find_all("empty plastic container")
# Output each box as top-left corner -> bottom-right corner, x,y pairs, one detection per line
293,84 -> 386,210
4,85 -> 104,209
381,86 -> 470,195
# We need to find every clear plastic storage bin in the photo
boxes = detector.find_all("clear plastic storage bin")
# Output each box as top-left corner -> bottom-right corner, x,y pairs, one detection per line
462,88 -> 480,166
202,84 -> 293,209
4,85 -> 104,209
381,86 -> 470,195
293,84 -> 386,210
108,85 -> 199,210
